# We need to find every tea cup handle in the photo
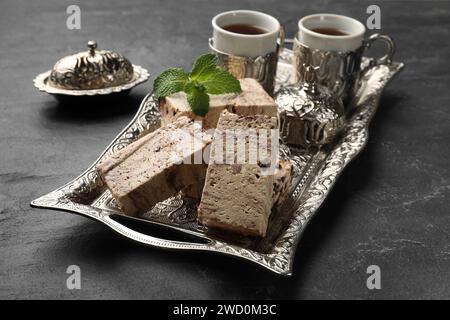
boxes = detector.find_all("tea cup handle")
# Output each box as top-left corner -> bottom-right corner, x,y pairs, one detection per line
277,25 -> 286,54
362,33 -> 396,65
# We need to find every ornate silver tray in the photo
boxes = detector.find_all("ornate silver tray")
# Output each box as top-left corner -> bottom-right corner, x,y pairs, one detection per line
31,48 -> 404,276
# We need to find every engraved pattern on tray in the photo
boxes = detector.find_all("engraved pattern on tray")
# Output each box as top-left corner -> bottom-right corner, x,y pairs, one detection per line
31,49 -> 404,276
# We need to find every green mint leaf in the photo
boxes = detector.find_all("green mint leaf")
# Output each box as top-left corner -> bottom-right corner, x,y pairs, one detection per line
189,53 -> 218,80
152,53 -> 241,116
198,68 -> 242,95
153,68 -> 189,98
185,82 -> 210,117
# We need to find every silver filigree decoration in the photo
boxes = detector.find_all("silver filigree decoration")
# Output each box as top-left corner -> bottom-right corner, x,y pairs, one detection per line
31,48 -> 404,276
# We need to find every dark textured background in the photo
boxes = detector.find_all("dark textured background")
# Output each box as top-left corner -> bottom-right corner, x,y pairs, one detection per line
1,0 -> 449,299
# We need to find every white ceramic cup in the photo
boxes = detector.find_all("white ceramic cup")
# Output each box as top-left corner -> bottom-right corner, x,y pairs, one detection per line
212,10 -> 281,57
298,13 -> 366,52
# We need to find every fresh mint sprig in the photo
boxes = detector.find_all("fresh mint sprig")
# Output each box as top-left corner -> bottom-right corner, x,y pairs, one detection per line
153,53 -> 241,116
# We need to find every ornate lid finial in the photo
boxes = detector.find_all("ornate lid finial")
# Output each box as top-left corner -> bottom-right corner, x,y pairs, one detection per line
303,64 -> 320,95
87,40 -> 97,56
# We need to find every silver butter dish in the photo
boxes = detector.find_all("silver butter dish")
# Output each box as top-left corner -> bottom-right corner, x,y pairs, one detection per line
275,66 -> 345,147
33,41 -> 149,97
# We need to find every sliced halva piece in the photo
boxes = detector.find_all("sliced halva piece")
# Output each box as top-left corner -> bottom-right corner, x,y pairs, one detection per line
97,116 -> 211,216
159,78 -> 278,129
198,110 -> 280,237
183,153 -> 293,207
272,159 -> 293,206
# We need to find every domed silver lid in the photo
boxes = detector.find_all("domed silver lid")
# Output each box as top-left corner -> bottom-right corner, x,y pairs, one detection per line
275,66 -> 345,147
34,41 -> 149,97
47,41 -> 134,90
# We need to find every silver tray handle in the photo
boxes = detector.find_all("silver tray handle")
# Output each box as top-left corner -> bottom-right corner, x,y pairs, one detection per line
101,215 -> 214,250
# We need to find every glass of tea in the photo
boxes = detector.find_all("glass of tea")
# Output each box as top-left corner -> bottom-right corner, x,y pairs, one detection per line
209,10 -> 283,94
211,10 -> 281,57
293,13 -> 395,104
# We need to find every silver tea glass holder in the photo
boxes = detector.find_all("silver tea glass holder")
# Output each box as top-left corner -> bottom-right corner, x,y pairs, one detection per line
209,38 -> 280,96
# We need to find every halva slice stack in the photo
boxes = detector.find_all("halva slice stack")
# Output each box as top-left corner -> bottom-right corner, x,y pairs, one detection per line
96,116 -> 211,216
160,78 -> 278,129
97,78 -> 293,234
198,110 -> 286,237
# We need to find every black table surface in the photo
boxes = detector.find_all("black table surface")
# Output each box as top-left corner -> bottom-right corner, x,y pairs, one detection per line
1,0 -> 449,300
